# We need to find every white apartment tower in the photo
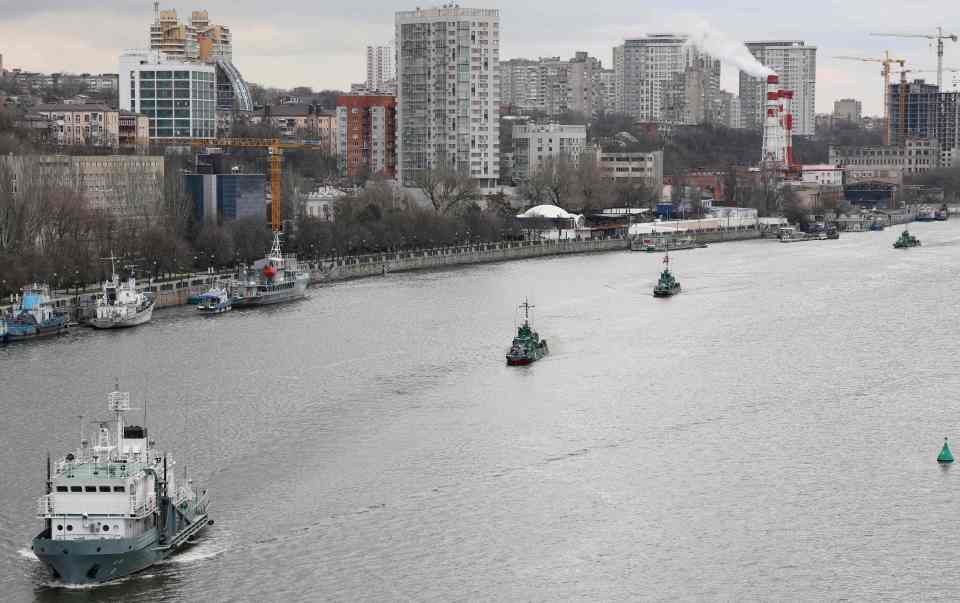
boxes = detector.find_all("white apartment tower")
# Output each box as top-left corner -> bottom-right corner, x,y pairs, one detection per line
621,34 -> 721,125
740,41 -> 816,136
395,6 -> 500,188
366,45 -> 396,93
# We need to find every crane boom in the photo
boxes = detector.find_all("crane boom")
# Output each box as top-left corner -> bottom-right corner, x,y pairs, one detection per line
833,52 -> 906,144
871,28 -> 958,90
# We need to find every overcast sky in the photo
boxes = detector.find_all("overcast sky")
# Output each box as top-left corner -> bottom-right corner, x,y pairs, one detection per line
2,1 -> 959,115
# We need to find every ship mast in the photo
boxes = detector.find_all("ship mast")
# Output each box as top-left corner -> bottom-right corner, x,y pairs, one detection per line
108,385 -> 131,458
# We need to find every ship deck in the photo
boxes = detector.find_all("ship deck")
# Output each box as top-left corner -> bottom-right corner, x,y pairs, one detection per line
57,460 -> 147,480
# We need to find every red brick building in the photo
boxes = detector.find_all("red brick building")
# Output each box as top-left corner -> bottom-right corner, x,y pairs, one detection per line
335,95 -> 396,179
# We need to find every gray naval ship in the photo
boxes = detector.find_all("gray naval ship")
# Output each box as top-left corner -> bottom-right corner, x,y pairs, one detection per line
230,232 -> 309,306
32,388 -> 210,585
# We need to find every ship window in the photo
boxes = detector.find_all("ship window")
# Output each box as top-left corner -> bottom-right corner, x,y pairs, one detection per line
70,486 -> 82,492
85,486 -> 97,492
66,525 -> 73,532
56,486 -> 68,492
113,486 -> 125,493
99,486 -> 111,492
102,525 -> 110,532
56,525 -> 63,531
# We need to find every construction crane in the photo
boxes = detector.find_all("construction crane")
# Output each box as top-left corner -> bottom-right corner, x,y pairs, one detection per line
871,28 -> 958,90
190,138 -> 327,233
834,51 -> 906,144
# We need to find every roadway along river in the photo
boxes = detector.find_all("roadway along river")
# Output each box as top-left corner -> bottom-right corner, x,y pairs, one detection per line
3,221 -> 960,602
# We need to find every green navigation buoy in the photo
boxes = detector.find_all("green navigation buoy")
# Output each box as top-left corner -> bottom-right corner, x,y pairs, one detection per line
938,437 -> 954,464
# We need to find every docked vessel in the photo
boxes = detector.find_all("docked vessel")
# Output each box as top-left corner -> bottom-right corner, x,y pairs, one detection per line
653,253 -> 682,297
196,286 -> 232,315
778,227 -> 808,243
3,284 -> 68,342
893,229 -> 921,249
89,267 -> 154,329
32,387 -> 210,585
230,233 -> 308,307
631,234 -> 704,252
506,299 -> 548,366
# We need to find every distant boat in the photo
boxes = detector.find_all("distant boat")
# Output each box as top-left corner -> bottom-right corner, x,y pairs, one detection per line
89,266 -> 155,329
196,286 -> 231,315
653,253 -> 682,297
631,234 -> 702,252
505,299 -> 548,366
230,233 -> 309,307
3,284 -> 69,342
893,229 -> 921,249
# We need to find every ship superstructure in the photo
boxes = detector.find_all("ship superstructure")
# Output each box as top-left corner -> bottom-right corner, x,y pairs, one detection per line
32,388 -> 210,584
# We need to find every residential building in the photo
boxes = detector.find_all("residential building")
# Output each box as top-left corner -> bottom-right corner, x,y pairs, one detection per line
612,45 -> 624,114
317,112 -> 337,154
621,34 -> 721,125
395,6 -> 500,188
832,98 -> 862,123
596,150 -> 663,186
119,50 -> 216,140
250,104 -> 337,150
79,73 -> 119,93
511,123 -> 587,181
740,41 -> 817,136
567,51 -> 603,116
119,111 -> 151,146
34,104 -> 120,147
366,45 -> 396,93
336,95 -> 397,178
150,7 -> 231,63
5,155 -> 164,220
501,52 -> 611,117
718,92 -> 742,129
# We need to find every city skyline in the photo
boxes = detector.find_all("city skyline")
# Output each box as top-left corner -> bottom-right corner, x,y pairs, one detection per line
2,1 -> 960,115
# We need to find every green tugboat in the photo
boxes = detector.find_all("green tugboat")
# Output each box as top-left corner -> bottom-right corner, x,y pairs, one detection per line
653,253 -> 681,297
893,229 -> 921,249
506,299 -> 548,366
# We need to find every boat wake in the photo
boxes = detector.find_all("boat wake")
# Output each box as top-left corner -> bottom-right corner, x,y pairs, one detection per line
17,547 -> 39,561
162,541 -> 228,565
39,573 -> 158,590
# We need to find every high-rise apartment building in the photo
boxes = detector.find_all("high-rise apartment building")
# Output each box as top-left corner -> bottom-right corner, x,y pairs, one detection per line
740,41 -> 816,136
336,95 -> 397,178
366,45 -> 396,93
621,35 -> 721,125
888,80 -> 960,153
612,45 -> 624,114
395,6 -> 500,188
119,50 -> 216,140
501,52 -> 610,117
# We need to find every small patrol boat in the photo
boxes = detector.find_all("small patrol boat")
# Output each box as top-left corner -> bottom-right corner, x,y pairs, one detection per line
196,286 -> 232,315
3,284 -> 68,342
506,299 -> 548,366
893,229 -> 921,249
32,386 -> 210,585
653,253 -> 681,297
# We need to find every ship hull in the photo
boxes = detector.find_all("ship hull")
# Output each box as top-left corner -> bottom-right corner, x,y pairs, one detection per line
89,302 -> 155,329
232,278 -> 308,307
33,514 -> 209,585
5,322 -> 68,342
506,344 -> 548,366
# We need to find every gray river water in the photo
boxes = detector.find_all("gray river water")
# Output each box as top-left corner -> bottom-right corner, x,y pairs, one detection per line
3,221 -> 960,602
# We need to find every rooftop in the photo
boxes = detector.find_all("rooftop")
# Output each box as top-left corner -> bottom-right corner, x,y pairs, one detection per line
35,103 -> 114,112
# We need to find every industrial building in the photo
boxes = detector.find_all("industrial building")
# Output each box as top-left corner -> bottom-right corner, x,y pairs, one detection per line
395,6 -> 500,188
595,150 -> 663,187
740,41 -> 816,136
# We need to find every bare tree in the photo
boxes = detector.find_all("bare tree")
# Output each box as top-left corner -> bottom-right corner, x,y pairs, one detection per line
413,164 -> 479,214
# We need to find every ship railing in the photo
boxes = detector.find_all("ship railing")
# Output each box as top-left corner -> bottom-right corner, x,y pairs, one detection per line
37,495 -> 54,516
130,494 -> 157,518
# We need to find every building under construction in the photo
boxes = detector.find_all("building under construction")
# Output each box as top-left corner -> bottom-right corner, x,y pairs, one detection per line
888,79 -> 960,162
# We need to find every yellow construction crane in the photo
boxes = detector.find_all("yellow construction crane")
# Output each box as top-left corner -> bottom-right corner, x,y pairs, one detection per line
871,28 -> 958,91
190,138 -> 326,233
834,51 -> 906,144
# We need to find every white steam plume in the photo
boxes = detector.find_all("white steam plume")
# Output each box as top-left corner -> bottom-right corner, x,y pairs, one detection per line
681,18 -> 774,78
